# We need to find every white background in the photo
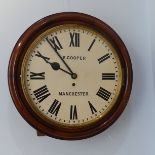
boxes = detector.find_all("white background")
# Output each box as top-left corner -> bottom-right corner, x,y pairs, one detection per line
0,0 -> 155,155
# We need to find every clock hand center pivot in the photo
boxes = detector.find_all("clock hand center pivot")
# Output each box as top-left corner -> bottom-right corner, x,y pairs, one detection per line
71,73 -> 77,79
35,51 -> 77,79
51,62 -> 77,79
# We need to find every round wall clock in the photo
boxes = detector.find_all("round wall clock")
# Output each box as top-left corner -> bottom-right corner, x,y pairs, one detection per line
8,12 -> 132,140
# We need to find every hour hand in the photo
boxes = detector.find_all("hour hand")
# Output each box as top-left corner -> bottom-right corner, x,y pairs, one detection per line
35,51 -> 74,77
35,51 -> 50,63
35,51 -> 60,71
46,38 -> 76,76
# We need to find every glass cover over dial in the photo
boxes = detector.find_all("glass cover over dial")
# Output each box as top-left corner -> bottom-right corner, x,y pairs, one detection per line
21,24 -> 123,127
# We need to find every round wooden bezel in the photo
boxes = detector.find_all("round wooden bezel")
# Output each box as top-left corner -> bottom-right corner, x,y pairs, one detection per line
8,12 -> 132,140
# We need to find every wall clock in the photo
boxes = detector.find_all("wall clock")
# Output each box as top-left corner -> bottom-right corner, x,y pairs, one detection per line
8,12 -> 132,140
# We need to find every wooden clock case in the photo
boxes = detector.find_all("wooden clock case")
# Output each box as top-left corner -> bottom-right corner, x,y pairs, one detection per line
8,12 -> 132,140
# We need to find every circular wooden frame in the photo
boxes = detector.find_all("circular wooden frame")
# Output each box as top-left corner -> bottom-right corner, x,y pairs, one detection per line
8,12 -> 132,140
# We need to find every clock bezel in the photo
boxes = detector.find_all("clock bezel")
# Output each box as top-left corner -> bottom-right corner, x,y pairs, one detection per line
8,12 -> 132,140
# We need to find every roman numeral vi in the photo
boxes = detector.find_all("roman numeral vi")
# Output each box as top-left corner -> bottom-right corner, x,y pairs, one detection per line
70,105 -> 78,120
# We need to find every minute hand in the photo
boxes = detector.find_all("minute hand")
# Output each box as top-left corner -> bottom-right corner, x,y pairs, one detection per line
46,38 -> 74,75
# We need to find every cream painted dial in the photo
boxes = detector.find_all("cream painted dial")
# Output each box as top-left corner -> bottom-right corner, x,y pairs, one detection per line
21,24 -> 122,126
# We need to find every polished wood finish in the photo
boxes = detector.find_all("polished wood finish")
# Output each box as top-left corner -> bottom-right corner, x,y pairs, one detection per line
8,12 -> 133,140
37,131 -> 45,136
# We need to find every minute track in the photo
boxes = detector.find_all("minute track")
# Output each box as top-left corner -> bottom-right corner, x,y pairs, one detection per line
23,26 -> 122,127
25,26 -> 121,126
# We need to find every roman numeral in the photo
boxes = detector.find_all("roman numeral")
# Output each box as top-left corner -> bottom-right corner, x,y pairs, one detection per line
69,32 -> 80,47
46,36 -> 63,52
48,99 -> 61,116
98,53 -> 110,64
88,101 -> 97,114
88,39 -> 96,51
102,73 -> 115,80
33,85 -> 51,103
70,105 -> 78,120
30,72 -> 45,80
96,87 -> 111,101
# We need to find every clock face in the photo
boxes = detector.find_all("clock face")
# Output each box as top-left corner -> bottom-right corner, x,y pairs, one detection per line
21,24 -> 123,127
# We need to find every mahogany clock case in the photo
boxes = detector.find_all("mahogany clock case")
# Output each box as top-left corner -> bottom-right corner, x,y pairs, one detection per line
8,12 -> 133,140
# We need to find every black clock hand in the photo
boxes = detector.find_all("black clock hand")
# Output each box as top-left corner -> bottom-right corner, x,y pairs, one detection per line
35,51 -> 50,63
45,37 -> 77,79
50,62 -> 73,76
35,51 -> 73,76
